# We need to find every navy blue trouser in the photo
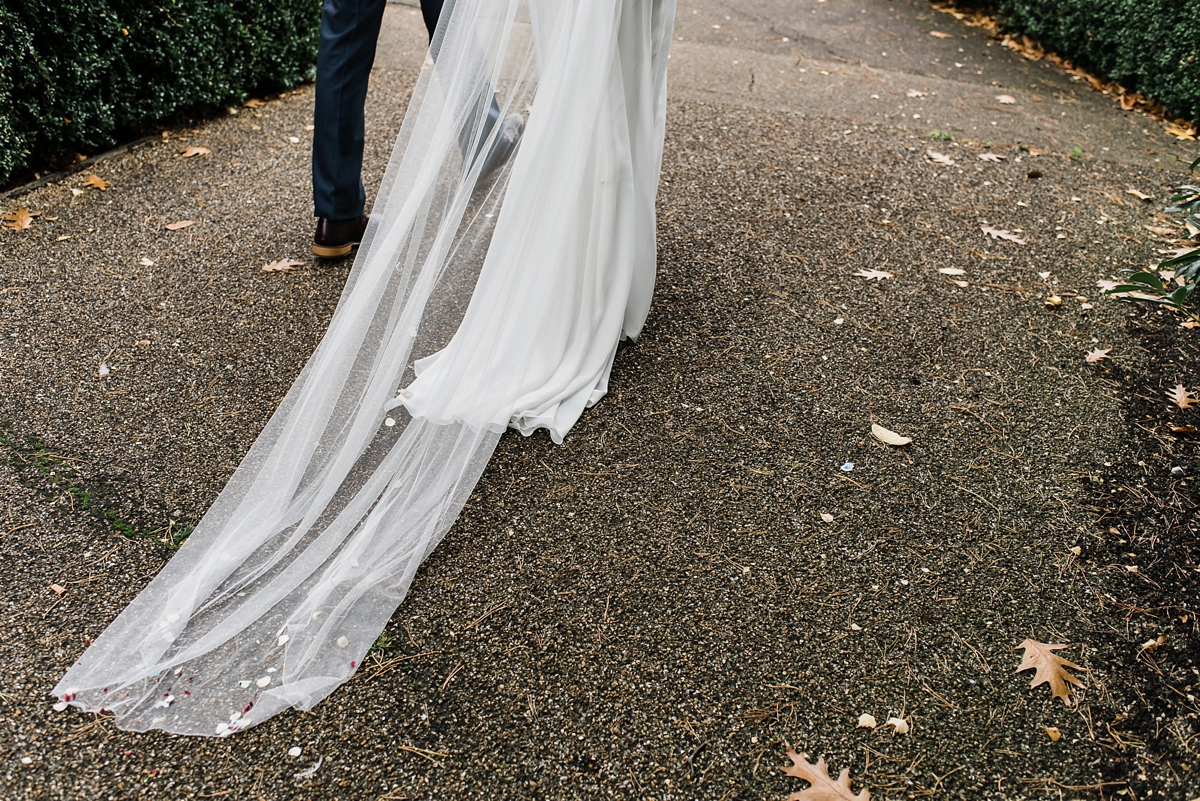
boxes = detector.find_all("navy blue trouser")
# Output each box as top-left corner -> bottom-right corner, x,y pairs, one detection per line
313,0 -> 497,220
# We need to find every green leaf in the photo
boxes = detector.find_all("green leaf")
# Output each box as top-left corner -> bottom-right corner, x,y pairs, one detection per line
1190,155 -> 1200,172
1125,271 -> 1168,291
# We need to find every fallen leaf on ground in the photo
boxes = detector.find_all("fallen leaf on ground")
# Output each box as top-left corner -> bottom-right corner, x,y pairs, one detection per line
978,153 -> 1005,162
856,713 -> 877,729
820,513 -> 835,523
1167,383 -> 1198,410
165,220 -> 196,231
981,225 -> 1026,244
1016,639 -> 1084,705
1139,634 -> 1167,653
853,269 -> 893,281
243,98 -> 267,109
1169,424 -> 1196,433
995,94 -> 1017,104
1096,279 -> 1120,292
3,208 -> 39,231
782,748 -> 870,801
1143,225 -> 1177,236
885,717 -> 909,734
82,174 -> 111,191
871,423 -> 911,446
937,267 -> 965,275
1181,320 -> 1199,330
1163,121 -> 1197,141
926,150 -> 954,166
262,259 -> 306,273
1125,188 -> 1153,201
1044,727 -> 1061,742
929,31 -> 953,39
178,146 -> 211,158
1085,348 -> 1111,363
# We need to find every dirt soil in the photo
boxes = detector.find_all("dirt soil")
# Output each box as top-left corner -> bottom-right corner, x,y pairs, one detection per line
1,1 -> 1197,799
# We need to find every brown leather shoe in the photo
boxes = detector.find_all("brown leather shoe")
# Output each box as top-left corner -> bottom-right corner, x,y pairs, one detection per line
313,214 -> 369,258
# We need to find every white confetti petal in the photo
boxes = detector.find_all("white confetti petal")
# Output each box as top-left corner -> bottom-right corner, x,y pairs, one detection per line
887,716 -> 910,734
256,676 -> 271,688
288,746 -> 303,757
857,713 -> 877,729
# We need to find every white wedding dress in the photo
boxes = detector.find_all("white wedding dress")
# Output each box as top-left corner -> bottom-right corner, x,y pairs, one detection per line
54,0 -> 675,735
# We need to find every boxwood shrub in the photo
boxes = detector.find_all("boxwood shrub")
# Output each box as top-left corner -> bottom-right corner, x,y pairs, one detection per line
979,0 -> 1200,123
0,0 -> 320,188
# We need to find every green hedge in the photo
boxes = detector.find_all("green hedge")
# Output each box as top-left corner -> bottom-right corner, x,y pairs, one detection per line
0,0 -> 321,188
981,0 -> 1200,123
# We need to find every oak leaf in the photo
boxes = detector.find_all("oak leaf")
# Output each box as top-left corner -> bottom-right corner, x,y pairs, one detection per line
981,225 -> 1026,244
82,174 -> 111,191
262,259 -> 306,273
2,208 -> 39,231
178,146 -> 211,158
926,150 -> 954,166
1015,639 -> 1083,705
1084,348 -> 1111,363
853,269 -> 893,281
782,747 -> 869,801
1167,383 -> 1197,410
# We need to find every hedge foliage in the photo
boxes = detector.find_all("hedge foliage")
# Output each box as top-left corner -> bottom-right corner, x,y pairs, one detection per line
982,0 -> 1200,123
0,0 -> 321,187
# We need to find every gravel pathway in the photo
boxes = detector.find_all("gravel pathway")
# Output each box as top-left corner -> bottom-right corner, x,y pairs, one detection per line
2,2 -> 1196,799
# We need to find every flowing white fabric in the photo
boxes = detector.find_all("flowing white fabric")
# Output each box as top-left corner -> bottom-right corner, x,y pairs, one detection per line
53,0 -> 674,735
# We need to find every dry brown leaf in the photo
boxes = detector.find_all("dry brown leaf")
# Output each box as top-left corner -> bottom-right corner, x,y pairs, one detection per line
2,208 -> 39,231
243,98 -> 267,109
1181,320 -> 1199,330
1085,348 -> 1111,363
1143,225 -> 1178,236
1163,121 -> 1197,141
1016,639 -> 1084,705
926,150 -> 954,166
1168,423 -> 1196,433
871,423 -> 911,446
1044,726 -> 1061,742
1125,188 -> 1153,201
165,220 -> 196,231
178,146 -> 211,158
82,174 -> 111,191
782,747 -> 870,801
929,30 -> 953,39
853,269 -> 893,281
977,153 -> 1005,162
981,225 -> 1026,245
1167,383 -> 1198,410
262,258 -> 306,273
995,94 -> 1017,104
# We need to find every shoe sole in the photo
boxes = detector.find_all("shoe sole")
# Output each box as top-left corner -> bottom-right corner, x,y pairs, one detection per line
312,241 -> 358,258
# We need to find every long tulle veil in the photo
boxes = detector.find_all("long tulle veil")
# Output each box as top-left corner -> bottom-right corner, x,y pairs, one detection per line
53,0 -> 675,736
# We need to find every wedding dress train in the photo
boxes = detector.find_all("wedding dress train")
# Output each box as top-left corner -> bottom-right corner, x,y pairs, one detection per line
54,0 -> 675,735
